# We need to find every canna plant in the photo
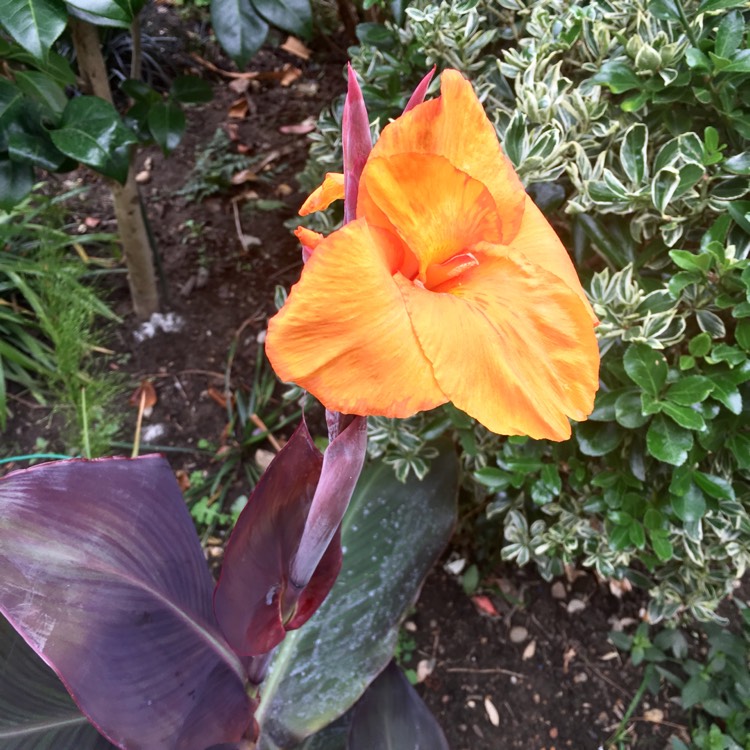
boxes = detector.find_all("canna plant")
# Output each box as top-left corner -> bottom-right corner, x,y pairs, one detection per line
0,66 -> 599,748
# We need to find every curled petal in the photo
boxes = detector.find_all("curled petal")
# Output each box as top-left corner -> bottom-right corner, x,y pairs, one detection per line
299,172 -> 345,216
396,254 -> 600,440
358,153 -> 501,277
266,219 -> 447,417
294,226 -> 325,253
364,69 -> 525,243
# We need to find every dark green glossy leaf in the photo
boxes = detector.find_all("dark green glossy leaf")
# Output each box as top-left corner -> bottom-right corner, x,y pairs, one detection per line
669,249 -> 712,273
615,390 -> 649,428
728,200 -> 750,235
49,96 -> 137,182
0,0 -> 67,59
671,483 -> 706,522
65,0 -> 145,27
698,0 -> 747,9
646,415 -> 693,465
170,76 -> 213,104
692,471 -> 735,501
256,444 -> 459,749
624,343 -> 668,396
589,389 -> 619,421
575,421 -> 623,457
120,79 -> 160,104
724,152 -> 750,175
249,0 -> 311,38
661,402 -> 705,431
14,70 -> 67,118
211,0 -> 269,68
0,157 -> 34,210
0,616 -> 117,749
715,11 -> 744,59
666,375 -> 714,405
0,79 -> 25,151
727,433 -> 750,469
8,130 -> 69,170
649,0 -> 681,21
147,100 -> 185,155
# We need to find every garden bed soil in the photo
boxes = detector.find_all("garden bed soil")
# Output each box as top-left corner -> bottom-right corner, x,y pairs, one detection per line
3,28 -> 687,750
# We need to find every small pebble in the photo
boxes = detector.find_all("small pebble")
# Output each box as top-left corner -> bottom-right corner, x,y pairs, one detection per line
551,581 -> 567,599
509,625 -> 528,643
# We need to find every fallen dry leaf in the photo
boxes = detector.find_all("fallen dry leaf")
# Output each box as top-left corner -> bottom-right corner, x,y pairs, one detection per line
609,578 -> 633,598
135,170 -> 151,184
522,640 -> 537,660
228,97 -> 249,119
279,116 -> 317,135
471,594 -> 500,617
280,64 -> 302,87
230,169 -> 259,185
226,123 -> 240,141
175,469 -> 191,492
129,380 -> 157,410
644,708 -> 664,723
416,659 -> 434,683
484,697 -> 500,727
567,598 -> 587,615
275,183 -> 294,197
228,78 -> 250,94
562,646 -> 576,673
281,35 -> 311,60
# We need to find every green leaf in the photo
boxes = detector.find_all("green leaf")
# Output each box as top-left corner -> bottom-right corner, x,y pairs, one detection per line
649,0 -> 681,21
666,375 -> 714,404
575,421 -> 624,457
211,0 -> 269,67
671,483 -> 706,521
170,76 -> 213,104
698,0 -> 747,9
724,152 -> 750,175
64,0 -> 144,27
624,343 -> 668,396
692,471 -> 735,501
643,508 -> 664,530
650,530 -> 673,561
715,10 -> 744,58
722,50 -> 750,73
0,157 -> 34,210
0,0 -> 67,60
661,402 -> 705,430
49,96 -> 137,183
727,433 -> 750,469
728,200 -> 750,236
255,445 -> 459,747
711,376 -> 742,414
629,521 -> 646,549
0,79 -> 25,152
689,332 -> 712,357
8,130 -> 69,170
147,100 -> 185,155
589,389 -> 619,421
620,123 -> 648,184
647,415 -> 693,465
120,79 -> 160,103
249,0 -> 312,38
669,249 -> 712,273
590,60 -> 640,93
13,70 -> 67,118
615,390 -> 650,428
0,616 -> 117,748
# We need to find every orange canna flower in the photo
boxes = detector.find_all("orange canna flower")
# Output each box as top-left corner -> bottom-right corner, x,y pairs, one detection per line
267,70 -> 600,441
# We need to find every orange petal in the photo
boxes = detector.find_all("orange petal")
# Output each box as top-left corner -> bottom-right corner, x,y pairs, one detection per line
506,197 -> 597,322
365,69 -> 525,243
266,219 -> 447,417
294,226 -> 325,251
299,172 -> 345,216
396,254 -> 600,440
358,153 -> 501,278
